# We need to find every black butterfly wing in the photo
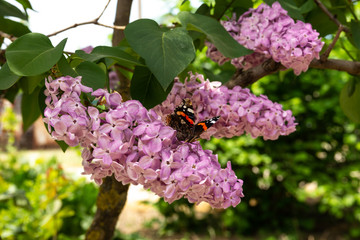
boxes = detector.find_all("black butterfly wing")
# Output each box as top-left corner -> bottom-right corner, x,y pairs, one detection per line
186,116 -> 220,142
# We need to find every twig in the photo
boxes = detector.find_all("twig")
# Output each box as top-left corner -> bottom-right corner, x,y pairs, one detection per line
313,0 -> 350,33
47,0 -> 125,38
0,31 -> 17,42
320,25 -> 344,61
96,0 -> 112,21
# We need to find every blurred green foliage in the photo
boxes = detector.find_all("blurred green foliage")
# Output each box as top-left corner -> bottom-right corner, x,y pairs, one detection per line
0,151 -> 98,239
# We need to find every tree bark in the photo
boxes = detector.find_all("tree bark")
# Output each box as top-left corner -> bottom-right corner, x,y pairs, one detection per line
226,58 -> 360,88
86,0 -> 133,239
85,177 -> 129,239
112,0 -> 133,47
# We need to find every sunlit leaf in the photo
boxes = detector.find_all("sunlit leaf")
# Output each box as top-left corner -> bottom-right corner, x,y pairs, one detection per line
6,33 -> 67,76
125,19 -> 195,90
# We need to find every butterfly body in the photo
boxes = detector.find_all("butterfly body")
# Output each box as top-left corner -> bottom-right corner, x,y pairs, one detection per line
166,99 -> 219,142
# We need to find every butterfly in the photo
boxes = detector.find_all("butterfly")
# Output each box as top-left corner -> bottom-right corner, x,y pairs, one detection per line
165,98 -> 220,142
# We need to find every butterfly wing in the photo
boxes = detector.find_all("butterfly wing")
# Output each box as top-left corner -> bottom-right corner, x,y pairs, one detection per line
186,116 -> 220,142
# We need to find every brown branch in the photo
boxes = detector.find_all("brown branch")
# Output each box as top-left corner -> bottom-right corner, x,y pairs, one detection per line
0,31 -> 17,42
226,59 -> 284,88
310,58 -> 360,75
85,176 -> 129,240
112,0 -> 133,46
226,58 -> 360,88
313,0 -> 350,33
47,0 -> 126,38
86,1 -> 133,240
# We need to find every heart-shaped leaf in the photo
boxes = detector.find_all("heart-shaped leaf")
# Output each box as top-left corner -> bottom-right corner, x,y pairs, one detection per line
125,19 -> 195,90
6,33 -> 67,76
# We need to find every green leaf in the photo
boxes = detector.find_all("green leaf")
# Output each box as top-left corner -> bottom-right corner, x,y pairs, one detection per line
75,46 -> 142,66
178,12 -> 251,58
0,63 -> 21,90
125,19 -> 195,90
130,66 -> 171,109
0,0 -> 27,19
15,0 -> 32,10
4,84 -> 19,103
19,74 -> 45,94
75,61 -> 107,90
299,0 -> 316,14
340,80 -> 360,123
350,20 -> 360,50
21,86 -> 41,131
58,55 -> 78,77
0,17 -> 30,37
56,140 -> 69,152
6,33 -> 67,76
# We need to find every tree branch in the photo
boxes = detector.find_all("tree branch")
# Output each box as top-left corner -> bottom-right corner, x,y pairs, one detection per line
0,31 -> 17,42
86,1 -> 133,239
85,176 -> 129,240
112,0 -> 133,46
226,58 -> 360,88
226,59 -> 284,88
47,0 -> 125,38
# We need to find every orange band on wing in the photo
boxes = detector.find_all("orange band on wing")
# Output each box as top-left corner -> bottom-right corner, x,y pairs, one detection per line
197,122 -> 208,131
177,111 -> 194,125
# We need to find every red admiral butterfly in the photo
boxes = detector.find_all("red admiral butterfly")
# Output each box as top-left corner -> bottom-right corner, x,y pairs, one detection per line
166,99 -> 220,142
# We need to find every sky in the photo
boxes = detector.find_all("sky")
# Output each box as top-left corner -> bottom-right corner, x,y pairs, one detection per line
21,0 -> 201,52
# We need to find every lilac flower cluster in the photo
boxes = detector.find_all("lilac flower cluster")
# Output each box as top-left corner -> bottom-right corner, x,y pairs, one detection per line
154,72 -> 297,140
43,76 -> 93,147
43,76 -> 244,208
207,2 -> 324,75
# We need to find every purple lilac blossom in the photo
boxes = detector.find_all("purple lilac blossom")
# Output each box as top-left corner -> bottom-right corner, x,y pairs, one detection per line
43,75 -> 244,208
153,72 -> 297,141
206,1 -> 324,75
